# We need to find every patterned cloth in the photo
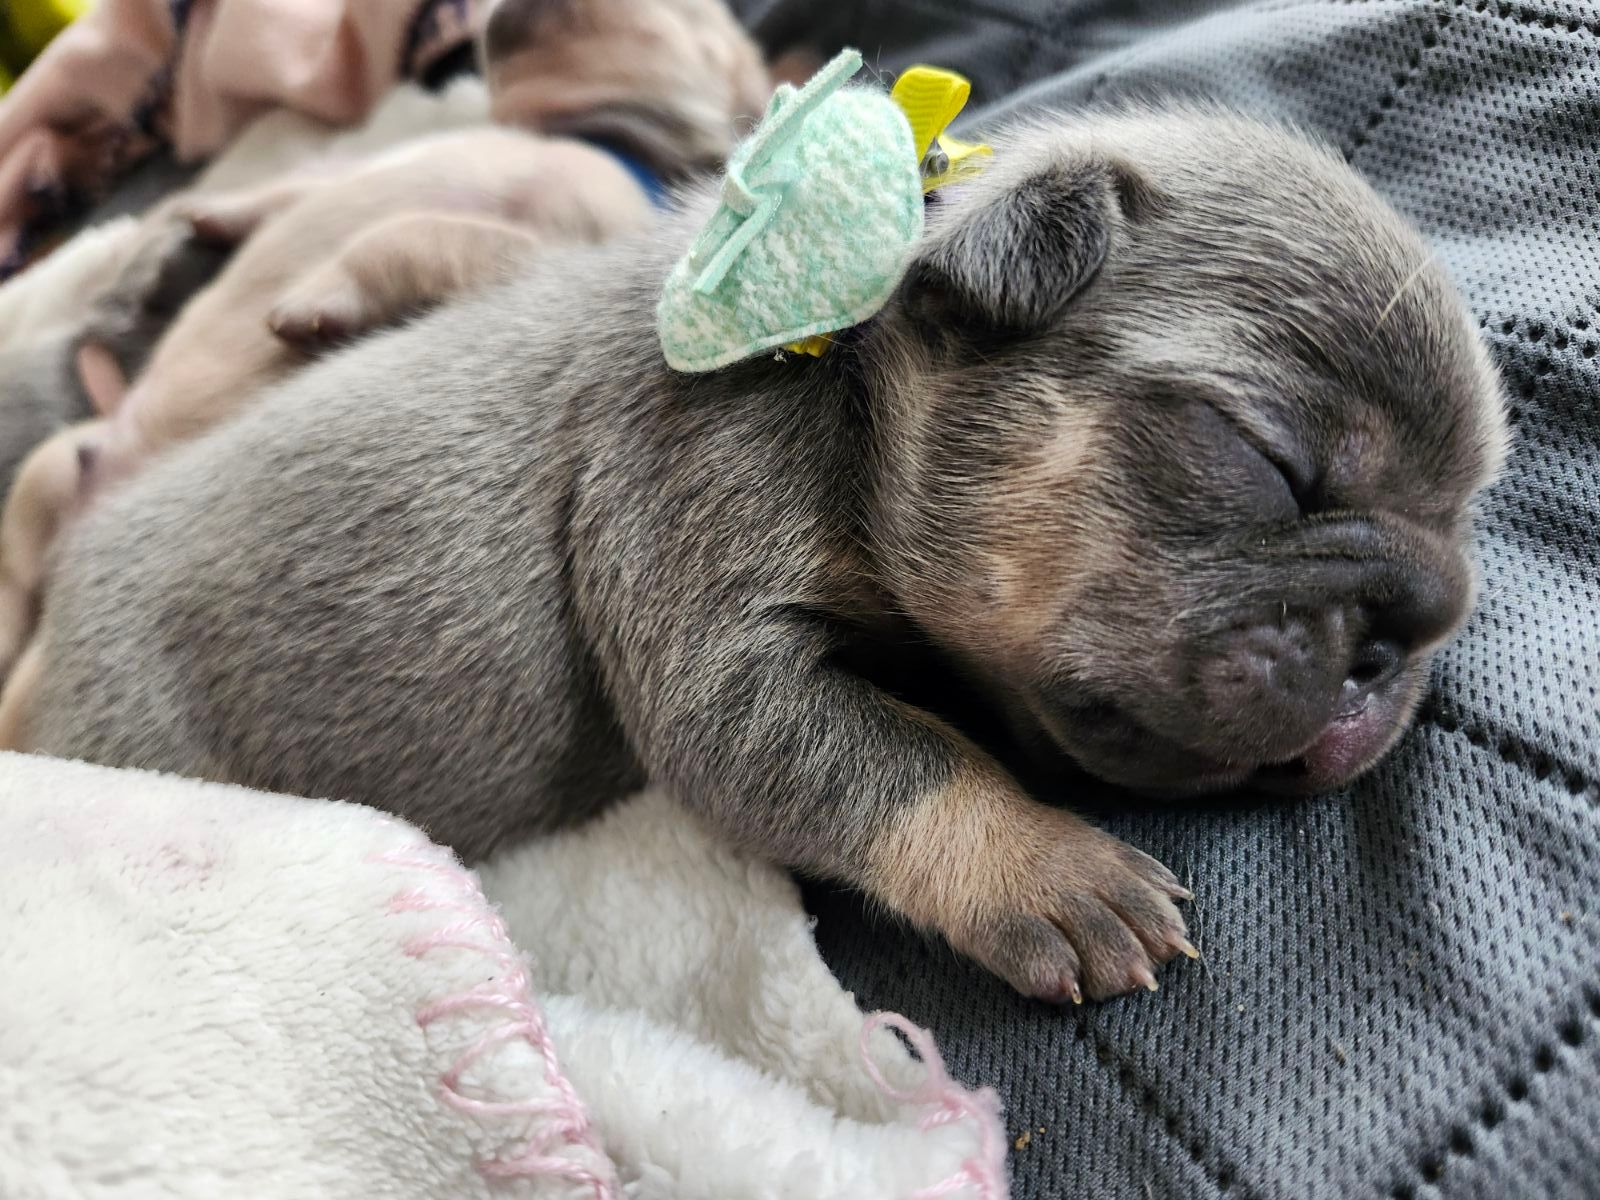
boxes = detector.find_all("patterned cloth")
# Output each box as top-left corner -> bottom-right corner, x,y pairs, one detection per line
719,2 -> 1600,1198
0,0 -> 478,278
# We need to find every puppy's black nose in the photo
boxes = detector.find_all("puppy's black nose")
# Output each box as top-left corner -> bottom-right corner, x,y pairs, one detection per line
1300,518 -> 1473,651
1337,637 -> 1404,716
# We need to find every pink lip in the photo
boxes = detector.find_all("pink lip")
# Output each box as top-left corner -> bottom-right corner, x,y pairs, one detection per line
1301,708 -> 1383,778
1255,700 -> 1395,793
1035,680 -> 1411,797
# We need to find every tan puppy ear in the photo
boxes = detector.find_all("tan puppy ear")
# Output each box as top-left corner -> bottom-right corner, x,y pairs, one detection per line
73,341 -> 127,417
179,181 -> 311,246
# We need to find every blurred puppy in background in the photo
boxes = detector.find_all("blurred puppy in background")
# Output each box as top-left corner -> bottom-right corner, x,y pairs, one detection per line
0,213 -> 230,498
0,0 -> 769,692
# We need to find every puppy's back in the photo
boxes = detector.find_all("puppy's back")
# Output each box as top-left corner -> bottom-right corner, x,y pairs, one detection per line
31,241 -> 671,853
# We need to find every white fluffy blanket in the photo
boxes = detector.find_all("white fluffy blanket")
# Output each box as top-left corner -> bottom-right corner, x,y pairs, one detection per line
0,75 -> 1008,1199
0,753 -> 1006,1198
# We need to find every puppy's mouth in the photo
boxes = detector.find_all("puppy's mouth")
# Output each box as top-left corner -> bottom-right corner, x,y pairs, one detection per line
1248,682 -> 1406,794
1033,673 -> 1417,798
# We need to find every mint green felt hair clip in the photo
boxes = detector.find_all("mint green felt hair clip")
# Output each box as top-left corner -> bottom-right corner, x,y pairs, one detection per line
656,48 -> 925,373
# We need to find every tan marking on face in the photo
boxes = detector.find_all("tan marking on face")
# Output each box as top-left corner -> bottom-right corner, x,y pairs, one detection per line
905,401 -> 1128,677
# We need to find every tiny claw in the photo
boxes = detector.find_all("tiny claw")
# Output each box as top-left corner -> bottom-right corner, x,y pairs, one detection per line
1132,965 -> 1159,993
1179,938 -> 1201,960
1036,972 -> 1083,1006
1173,886 -> 1194,902
1144,978 -> 1160,993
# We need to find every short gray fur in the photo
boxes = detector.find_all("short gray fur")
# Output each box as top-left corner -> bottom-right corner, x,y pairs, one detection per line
726,1 -> 1600,1197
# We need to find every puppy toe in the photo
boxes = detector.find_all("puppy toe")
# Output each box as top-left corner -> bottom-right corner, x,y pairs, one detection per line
1100,878 -> 1191,966
972,914 -> 1084,1004
1052,895 -> 1162,1000
1117,842 -> 1192,900
268,291 -> 360,351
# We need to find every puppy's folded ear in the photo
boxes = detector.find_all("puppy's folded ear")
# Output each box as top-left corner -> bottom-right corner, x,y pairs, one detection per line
903,159 -> 1133,337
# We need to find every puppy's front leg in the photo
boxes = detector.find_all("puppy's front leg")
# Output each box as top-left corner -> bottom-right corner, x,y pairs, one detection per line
864,750 -> 1196,1000
627,630 -> 1191,1002
267,213 -> 544,350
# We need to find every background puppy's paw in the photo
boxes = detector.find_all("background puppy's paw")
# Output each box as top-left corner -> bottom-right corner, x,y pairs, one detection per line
175,181 -> 311,248
267,272 -> 366,352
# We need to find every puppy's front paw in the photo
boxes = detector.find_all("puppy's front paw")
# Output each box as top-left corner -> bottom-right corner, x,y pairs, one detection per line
964,835 -> 1193,1003
868,768 -> 1194,1003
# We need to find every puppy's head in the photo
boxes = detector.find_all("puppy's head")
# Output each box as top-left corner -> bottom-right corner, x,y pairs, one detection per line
0,212 -> 228,494
480,0 -> 771,181
78,210 -> 234,372
867,110 -> 1506,797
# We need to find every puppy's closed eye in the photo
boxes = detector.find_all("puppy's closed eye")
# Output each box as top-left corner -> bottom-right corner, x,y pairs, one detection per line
1252,438 -> 1316,517
1178,400 -> 1303,522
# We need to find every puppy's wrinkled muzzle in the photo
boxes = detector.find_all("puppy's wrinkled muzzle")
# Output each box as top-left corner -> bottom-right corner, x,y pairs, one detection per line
1165,521 -> 1472,774
1045,529 -> 1474,796
1183,612 -> 1410,767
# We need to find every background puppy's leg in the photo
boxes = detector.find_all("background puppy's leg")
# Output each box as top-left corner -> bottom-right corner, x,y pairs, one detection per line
0,424 -> 99,678
0,638 -> 46,751
178,180 -> 313,246
73,342 -> 128,416
267,213 -> 544,350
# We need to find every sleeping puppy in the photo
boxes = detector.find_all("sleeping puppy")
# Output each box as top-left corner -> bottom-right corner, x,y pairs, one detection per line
10,112 -> 1507,1003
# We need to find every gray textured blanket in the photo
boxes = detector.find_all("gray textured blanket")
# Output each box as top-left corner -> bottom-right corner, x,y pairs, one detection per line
728,2 -> 1600,1197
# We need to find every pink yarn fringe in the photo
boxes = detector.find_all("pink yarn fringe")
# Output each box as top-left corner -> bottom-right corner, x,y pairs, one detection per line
376,837 -> 1003,1199
373,847 -> 618,1200
861,1012 -> 1009,1200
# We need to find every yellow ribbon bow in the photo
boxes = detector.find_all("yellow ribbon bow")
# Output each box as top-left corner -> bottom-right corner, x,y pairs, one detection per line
891,64 -> 994,193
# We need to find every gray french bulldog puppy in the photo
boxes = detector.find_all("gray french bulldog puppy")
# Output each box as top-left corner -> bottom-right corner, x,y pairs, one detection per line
13,110 -> 1506,1003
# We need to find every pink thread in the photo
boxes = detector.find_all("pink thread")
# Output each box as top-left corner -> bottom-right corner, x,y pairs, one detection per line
371,847 -> 618,1199
860,1012 -> 1008,1200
